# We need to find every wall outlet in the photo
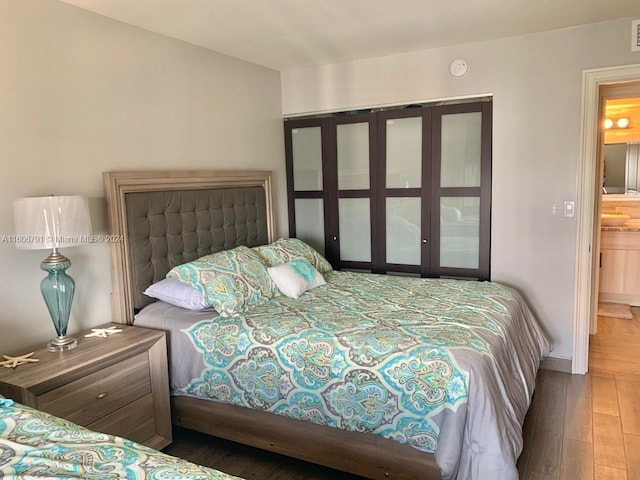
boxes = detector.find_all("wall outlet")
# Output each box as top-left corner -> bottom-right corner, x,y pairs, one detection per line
633,20 -> 640,52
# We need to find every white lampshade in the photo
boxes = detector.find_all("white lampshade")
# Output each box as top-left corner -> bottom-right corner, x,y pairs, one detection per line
13,195 -> 92,250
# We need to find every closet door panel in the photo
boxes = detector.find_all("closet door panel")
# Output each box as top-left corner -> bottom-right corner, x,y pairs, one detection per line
292,126 -> 324,191
337,122 -> 370,190
386,197 -> 421,265
339,198 -> 372,263
294,199 -> 326,256
440,112 -> 482,188
285,118 -> 332,261
440,197 -> 480,270
432,102 -> 491,280
379,109 -> 426,274
385,116 -> 422,189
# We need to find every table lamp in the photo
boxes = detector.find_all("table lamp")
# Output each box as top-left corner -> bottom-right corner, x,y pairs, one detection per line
13,195 -> 92,352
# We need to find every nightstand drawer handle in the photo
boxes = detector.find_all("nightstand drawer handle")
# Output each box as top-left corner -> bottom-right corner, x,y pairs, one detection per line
96,392 -> 108,399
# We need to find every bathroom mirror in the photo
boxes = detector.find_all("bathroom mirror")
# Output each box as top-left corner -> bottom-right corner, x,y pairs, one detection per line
603,142 -> 640,194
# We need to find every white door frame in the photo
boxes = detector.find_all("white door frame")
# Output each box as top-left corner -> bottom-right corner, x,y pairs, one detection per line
573,63 -> 640,374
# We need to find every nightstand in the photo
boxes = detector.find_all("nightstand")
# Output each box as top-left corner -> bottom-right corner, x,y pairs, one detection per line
0,324 -> 172,450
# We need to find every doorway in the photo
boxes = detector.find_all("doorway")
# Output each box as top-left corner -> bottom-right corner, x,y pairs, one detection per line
590,86 -> 640,374
574,64 -> 640,374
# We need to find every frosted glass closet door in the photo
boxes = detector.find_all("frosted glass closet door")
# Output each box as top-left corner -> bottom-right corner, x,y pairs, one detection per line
292,127 -> 323,191
337,123 -> 369,190
385,116 -> 422,266
295,199 -> 325,256
337,122 -> 371,262
440,112 -> 482,270
339,198 -> 371,262
290,125 -> 326,254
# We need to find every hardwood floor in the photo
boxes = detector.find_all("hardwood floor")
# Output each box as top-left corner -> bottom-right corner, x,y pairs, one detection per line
518,308 -> 640,480
164,309 -> 640,480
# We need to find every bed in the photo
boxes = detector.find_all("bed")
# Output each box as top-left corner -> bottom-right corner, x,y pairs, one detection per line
103,170 -> 551,480
0,397 -> 242,479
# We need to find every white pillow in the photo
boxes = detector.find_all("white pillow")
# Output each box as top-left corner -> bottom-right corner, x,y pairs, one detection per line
143,278 -> 211,310
267,258 -> 326,299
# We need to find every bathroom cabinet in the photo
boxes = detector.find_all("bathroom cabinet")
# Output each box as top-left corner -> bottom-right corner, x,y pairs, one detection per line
599,230 -> 640,306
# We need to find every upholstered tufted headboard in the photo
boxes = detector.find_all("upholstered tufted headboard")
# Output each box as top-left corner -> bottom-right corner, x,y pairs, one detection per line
103,171 -> 275,325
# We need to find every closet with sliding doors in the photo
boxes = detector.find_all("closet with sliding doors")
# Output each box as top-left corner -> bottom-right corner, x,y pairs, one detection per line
284,98 -> 492,281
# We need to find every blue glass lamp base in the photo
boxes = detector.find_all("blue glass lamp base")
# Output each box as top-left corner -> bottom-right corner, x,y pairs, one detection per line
40,251 -> 77,353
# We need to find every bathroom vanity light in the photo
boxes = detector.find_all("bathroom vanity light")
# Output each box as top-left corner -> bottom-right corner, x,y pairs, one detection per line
605,117 -> 631,129
617,117 -> 630,129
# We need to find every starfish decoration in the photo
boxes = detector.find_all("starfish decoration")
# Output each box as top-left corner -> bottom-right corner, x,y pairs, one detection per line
84,326 -> 124,338
0,352 -> 39,369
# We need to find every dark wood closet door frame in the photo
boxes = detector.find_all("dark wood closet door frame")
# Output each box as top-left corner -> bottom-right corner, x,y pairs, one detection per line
284,117 -> 334,261
430,101 -> 492,280
328,113 -> 379,272
376,107 -> 432,276
285,98 -> 492,280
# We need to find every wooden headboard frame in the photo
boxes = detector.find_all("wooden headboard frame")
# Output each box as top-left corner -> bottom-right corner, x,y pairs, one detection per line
103,170 -> 276,325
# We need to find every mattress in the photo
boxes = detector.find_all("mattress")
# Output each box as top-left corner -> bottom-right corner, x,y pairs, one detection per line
0,398 -> 242,479
135,271 -> 551,480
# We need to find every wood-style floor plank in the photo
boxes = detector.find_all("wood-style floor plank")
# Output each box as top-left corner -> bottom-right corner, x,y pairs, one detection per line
616,377 -> 640,436
564,373 -> 592,442
523,471 -> 558,480
624,434 -> 640,480
592,375 -> 620,417
596,315 -> 640,336
590,354 -> 640,376
593,413 -> 627,470
527,370 -> 565,477
593,464 -> 628,480
589,311 -> 640,377
559,438 -> 593,480
527,429 -> 563,478
535,370 -> 567,434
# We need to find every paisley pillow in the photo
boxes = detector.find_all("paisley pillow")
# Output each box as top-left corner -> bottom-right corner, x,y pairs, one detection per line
267,258 -> 326,299
253,238 -> 333,274
167,246 -> 275,317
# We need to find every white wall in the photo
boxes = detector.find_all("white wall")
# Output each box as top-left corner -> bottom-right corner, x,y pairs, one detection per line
281,18 -> 640,360
0,0 -> 285,353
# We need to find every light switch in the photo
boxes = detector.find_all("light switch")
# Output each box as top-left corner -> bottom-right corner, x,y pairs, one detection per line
564,201 -> 575,218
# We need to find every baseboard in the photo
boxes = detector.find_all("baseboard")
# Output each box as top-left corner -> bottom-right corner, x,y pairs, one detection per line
539,356 -> 572,373
599,293 -> 640,307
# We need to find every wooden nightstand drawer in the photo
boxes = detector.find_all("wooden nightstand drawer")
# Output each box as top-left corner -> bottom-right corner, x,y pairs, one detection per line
88,393 -> 156,443
0,325 -> 172,449
38,352 -> 151,426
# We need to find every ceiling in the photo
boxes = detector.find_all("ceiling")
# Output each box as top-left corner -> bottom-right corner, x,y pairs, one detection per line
59,0 -> 640,71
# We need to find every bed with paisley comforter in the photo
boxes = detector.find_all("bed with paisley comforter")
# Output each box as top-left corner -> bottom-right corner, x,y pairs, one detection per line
0,398 -> 241,479
104,170 -> 551,480
135,269 -> 550,480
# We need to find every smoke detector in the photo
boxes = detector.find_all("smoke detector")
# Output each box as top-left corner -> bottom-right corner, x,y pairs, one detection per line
449,59 -> 469,78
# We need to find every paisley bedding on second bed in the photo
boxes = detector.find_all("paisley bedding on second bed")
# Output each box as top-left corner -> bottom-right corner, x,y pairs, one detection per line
0,399 -> 242,479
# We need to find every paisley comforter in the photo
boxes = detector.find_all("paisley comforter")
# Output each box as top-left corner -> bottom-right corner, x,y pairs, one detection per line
0,398 -> 241,479
136,271 -> 551,480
